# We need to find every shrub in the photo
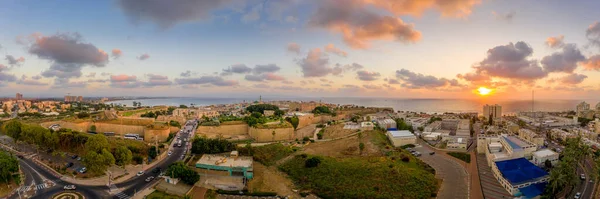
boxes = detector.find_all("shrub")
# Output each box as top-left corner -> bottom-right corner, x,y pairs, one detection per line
447,152 -> 471,163
303,136 -> 310,142
305,157 -> 322,168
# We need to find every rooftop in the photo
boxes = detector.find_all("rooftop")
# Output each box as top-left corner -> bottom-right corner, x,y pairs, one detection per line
196,154 -> 253,168
495,158 -> 548,185
388,130 -> 415,138
503,136 -> 532,151
533,149 -> 558,157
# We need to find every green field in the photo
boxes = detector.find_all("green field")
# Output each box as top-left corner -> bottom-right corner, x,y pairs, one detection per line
447,152 -> 471,163
146,190 -> 182,199
243,143 -> 296,166
279,155 -> 438,199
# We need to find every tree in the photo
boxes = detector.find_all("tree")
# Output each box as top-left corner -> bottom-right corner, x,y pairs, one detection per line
179,105 -> 188,108
359,142 -> 365,154
285,116 -> 300,130
83,149 -> 115,174
417,126 -> 424,132
3,120 -> 22,140
90,125 -> 97,132
166,162 -> 200,185
148,146 -> 158,159
85,134 -> 109,153
488,115 -> 493,125
191,137 -> 235,154
77,112 -> 90,119
114,146 -> 133,166
312,106 -> 332,115
0,151 -> 19,183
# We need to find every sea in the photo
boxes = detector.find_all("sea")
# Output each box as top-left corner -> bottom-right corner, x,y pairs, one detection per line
108,97 -> 599,115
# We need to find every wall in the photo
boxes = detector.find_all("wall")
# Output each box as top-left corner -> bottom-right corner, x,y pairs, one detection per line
248,127 -> 294,142
143,128 -> 171,142
41,121 -> 174,142
196,124 -> 248,136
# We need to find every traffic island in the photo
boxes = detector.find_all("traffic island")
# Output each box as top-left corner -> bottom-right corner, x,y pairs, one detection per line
52,191 -> 85,199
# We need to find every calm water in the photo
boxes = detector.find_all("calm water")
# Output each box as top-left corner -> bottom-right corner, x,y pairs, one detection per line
109,97 -> 597,114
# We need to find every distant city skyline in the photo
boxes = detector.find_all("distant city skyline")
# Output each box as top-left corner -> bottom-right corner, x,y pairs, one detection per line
1,1 -> 600,99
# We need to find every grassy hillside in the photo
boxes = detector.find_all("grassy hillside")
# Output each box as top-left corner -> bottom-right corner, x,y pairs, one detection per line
279,154 -> 438,199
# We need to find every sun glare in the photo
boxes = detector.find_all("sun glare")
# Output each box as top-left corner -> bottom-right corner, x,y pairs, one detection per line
477,87 -> 492,96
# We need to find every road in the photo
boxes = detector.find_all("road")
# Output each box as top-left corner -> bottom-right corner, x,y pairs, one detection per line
108,119 -> 196,199
569,159 -> 596,199
7,119 -> 197,199
413,142 -> 469,199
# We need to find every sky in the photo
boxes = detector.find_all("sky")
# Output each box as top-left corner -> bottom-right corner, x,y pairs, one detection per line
1,0 -> 600,100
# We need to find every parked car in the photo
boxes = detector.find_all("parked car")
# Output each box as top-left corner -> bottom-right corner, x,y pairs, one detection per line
65,162 -> 74,168
168,151 -> 173,156
429,151 -> 435,155
71,155 -> 78,159
76,157 -> 82,161
79,167 -> 87,173
574,192 -> 581,199
152,168 -> 162,174
145,176 -> 155,182
63,185 -> 76,190
580,174 -> 586,180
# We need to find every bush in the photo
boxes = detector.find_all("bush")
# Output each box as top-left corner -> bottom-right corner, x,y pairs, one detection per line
191,137 -> 235,154
305,157 -> 322,168
316,124 -> 326,128
244,144 -> 294,166
447,152 -> 471,163
132,155 -> 144,164
303,136 -> 310,142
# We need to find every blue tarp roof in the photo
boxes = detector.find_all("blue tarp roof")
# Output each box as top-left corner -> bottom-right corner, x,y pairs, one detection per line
519,182 -> 548,198
387,128 -> 398,131
495,158 -> 548,185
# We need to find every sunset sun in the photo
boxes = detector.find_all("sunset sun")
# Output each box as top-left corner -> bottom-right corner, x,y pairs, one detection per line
477,87 -> 492,96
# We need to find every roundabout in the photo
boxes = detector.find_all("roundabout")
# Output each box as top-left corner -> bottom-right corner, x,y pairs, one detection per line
51,191 -> 85,199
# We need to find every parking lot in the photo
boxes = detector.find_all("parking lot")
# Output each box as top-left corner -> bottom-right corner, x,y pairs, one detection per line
413,144 -> 469,199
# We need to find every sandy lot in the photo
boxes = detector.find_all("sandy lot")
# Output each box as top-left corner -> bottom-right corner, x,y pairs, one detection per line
304,131 -> 380,157
321,124 -> 358,139
247,162 -> 300,198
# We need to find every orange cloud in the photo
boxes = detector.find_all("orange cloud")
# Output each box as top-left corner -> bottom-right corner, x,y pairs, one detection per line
545,35 -> 564,48
364,0 -> 481,18
112,49 -> 123,59
582,55 -> 600,71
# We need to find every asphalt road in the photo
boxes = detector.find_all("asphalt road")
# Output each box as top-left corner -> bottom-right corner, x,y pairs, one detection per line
413,142 -> 469,199
7,119 -> 197,199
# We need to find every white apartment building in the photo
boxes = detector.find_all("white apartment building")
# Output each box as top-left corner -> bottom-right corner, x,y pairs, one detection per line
483,104 -> 502,120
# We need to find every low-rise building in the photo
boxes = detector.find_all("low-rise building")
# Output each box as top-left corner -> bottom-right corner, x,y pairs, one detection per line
532,149 -> 559,167
387,130 -> 416,147
424,121 -> 441,132
491,158 -> 549,197
500,135 -> 537,159
264,110 -> 275,117
447,137 -> 467,150
195,151 -> 253,179
376,118 -> 397,129
360,122 -> 374,130
518,129 -> 544,148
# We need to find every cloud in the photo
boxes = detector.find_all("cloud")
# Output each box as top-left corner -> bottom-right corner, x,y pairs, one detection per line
545,35 -> 565,48
356,70 -> 381,81
324,43 -> 348,57
111,74 -> 138,82
137,53 -> 150,60
285,16 -> 298,23
297,48 -> 331,77
41,63 -> 84,79
87,79 -> 108,83
587,21 -> 600,47
52,78 -> 87,88
582,55 -> 600,71
244,73 -> 285,82
116,0 -> 238,28
112,49 -> 123,59
25,32 -> 108,66
32,75 -> 42,80
144,74 -> 173,87
473,41 -> 547,81
100,72 -> 112,76
17,75 -> 48,86
5,55 -> 25,66
253,64 -> 281,74
175,76 -> 239,86
388,79 -> 400,84
366,0 -> 481,18
456,72 -> 491,83
180,70 -> 192,77
309,0 -> 421,49
492,11 -> 515,22
222,64 -> 252,75
0,64 -> 17,83
541,44 -> 585,73
109,74 -> 140,88
559,73 -> 587,84
395,69 -> 460,89
253,84 -> 270,88
332,63 -> 364,75
241,4 -> 261,23
321,84 -> 331,87
287,43 -> 301,54
363,84 -> 381,89
282,80 -> 293,84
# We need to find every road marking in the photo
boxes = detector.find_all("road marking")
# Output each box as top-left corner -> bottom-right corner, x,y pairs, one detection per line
18,185 -> 30,192
115,192 -> 131,199
35,183 -> 46,190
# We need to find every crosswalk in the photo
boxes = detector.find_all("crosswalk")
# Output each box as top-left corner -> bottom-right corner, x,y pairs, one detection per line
109,184 -> 119,192
35,183 -> 47,190
18,185 -> 30,192
115,192 -> 131,199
